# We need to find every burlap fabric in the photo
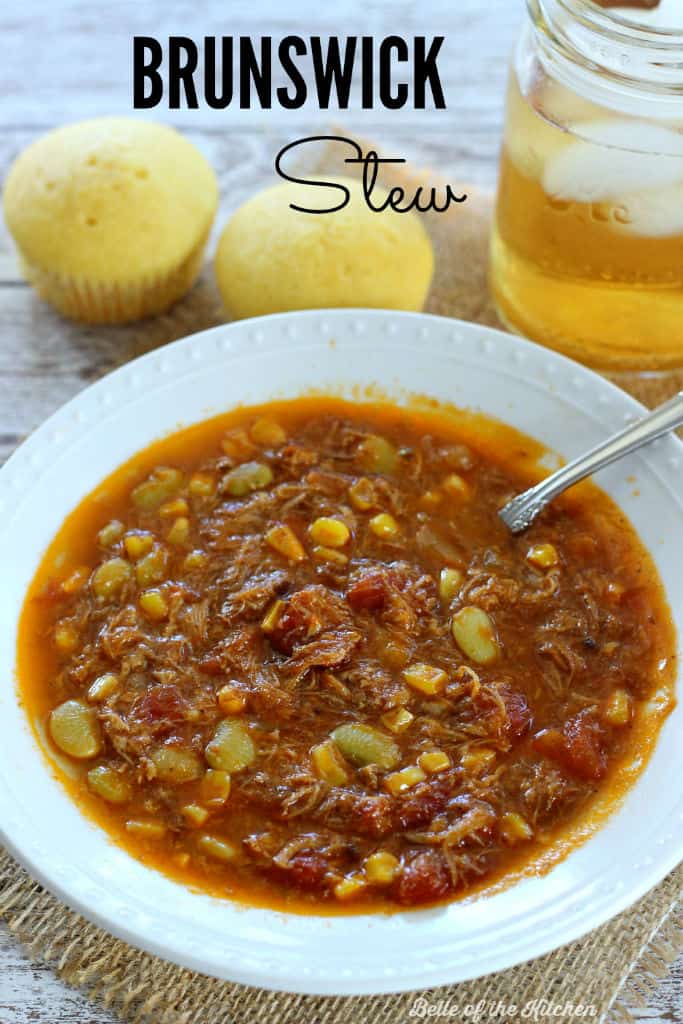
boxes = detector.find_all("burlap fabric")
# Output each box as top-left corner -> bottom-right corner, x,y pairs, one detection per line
0,141 -> 680,1024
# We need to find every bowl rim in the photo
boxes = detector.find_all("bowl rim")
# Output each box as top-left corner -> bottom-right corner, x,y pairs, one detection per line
0,308 -> 681,996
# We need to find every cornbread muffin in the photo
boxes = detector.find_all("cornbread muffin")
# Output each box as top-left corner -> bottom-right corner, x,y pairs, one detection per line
3,118 -> 218,323
214,176 -> 434,319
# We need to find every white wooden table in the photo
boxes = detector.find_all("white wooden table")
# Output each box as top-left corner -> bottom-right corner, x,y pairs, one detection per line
0,1 -> 679,1020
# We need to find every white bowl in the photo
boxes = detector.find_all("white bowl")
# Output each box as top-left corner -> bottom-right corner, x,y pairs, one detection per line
0,310 -> 681,995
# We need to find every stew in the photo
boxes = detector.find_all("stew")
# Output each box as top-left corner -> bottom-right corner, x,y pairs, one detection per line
18,397 -> 675,911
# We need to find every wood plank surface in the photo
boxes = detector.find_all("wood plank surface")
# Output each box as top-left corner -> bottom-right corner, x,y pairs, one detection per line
0,1 -> 679,1021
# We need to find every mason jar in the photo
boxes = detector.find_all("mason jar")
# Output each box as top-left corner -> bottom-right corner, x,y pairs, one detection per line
490,0 -> 683,374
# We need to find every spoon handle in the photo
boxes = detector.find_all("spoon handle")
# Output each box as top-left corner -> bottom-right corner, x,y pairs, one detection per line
499,392 -> 683,534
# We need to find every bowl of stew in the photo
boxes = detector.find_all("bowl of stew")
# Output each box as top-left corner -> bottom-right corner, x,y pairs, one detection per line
0,309 -> 680,994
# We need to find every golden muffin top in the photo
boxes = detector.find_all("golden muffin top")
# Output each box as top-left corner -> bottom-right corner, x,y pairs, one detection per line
3,118 -> 218,282
214,175 -> 434,318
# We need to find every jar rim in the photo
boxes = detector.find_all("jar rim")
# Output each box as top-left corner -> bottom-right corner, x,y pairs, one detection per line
529,0 -> 683,95
566,0 -> 683,42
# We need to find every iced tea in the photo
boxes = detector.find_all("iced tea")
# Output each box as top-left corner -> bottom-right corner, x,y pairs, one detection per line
491,6 -> 683,372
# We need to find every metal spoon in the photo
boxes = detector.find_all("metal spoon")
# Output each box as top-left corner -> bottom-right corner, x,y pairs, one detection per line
498,391 -> 683,534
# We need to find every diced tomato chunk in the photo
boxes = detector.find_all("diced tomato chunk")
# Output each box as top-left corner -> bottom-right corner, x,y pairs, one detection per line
269,602 -> 315,655
501,687 -> 533,740
135,684 -> 185,736
198,655 -> 222,676
563,710 -> 607,781
394,773 -> 455,831
533,711 -> 607,781
347,572 -> 387,611
287,852 -> 330,890
348,793 -> 394,838
393,851 -> 451,905
268,585 -> 349,655
269,852 -> 330,892
533,727 -> 565,760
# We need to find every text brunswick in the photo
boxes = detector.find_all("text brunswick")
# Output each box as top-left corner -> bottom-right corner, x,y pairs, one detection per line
134,35 -> 447,110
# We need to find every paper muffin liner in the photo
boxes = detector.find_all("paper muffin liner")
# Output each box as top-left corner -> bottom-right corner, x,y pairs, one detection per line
18,233 -> 209,324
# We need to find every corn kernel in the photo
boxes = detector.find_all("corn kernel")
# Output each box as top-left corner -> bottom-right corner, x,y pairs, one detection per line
261,599 -> 285,633
382,643 -> 410,670
348,477 -> 376,511
250,417 -> 287,447
182,549 -> 208,571
439,567 -> 464,603
418,750 -> 451,774
368,512 -> 400,540
124,531 -> 155,560
462,748 -> 497,775
384,765 -> 426,795
200,769 -> 232,807
126,820 -> 166,841
602,688 -> 633,727
189,471 -> 216,496
334,874 -> 367,901
312,545 -> 349,566
139,588 -> 169,621
381,708 -> 414,734
159,497 -> 189,519
403,663 -> 448,697
310,517 -> 351,548
643,686 -> 675,719
265,523 -> 306,562
197,835 -> 239,863
167,516 -> 190,546
364,851 -> 400,886
217,685 -> 247,715
62,566 -> 89,594
418,489 -> 443,511
97,520 -> 124,547
500,811 -> 533,844
443,473 -> 471,500
88,673 -> 120,702
311,739 -> 349,786
527,543 -> 559,570
92,557 -> 132,600
181,803 -> 210,828
54,622 -> 79,655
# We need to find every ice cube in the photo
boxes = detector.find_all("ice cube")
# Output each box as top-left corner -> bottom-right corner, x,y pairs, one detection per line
539,78 -> 604,129
616,183 -> 683,238
542,120 -> 683,202
505,83 -> 573,181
